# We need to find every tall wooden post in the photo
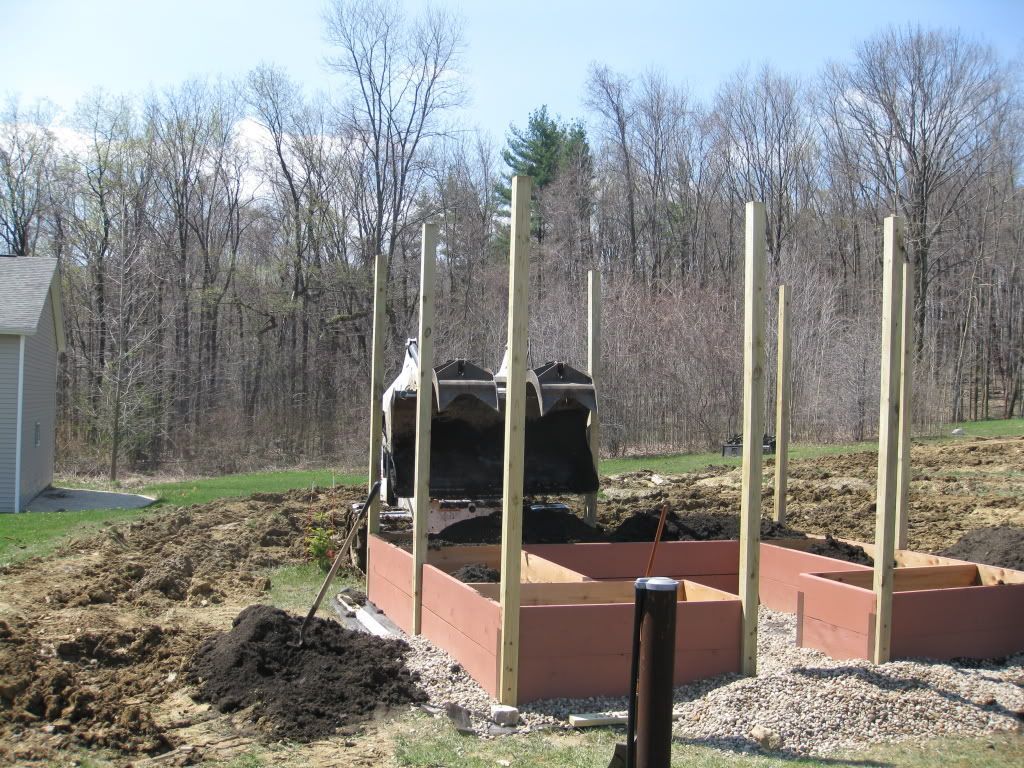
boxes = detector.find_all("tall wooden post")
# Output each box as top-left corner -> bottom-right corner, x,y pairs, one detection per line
895,260 -> 914,550
872,215 -> 904,664
584,269 -> 601,525
367,252 -> 387,536
411,223 -> 438,636
773,284 -> 791,524
739,201 -> 766,676
499,176 -> 532,705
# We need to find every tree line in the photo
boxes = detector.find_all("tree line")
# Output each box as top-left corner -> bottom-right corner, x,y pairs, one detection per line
1,2 -> 1021,479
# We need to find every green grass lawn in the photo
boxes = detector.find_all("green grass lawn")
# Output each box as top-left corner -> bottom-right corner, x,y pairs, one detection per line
599,416 -> 1024,476
3,416 -> 1022,567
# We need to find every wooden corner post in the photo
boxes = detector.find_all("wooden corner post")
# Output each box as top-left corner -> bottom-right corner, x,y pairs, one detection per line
739,201 -> 766,676
895,260 -> 914,550
773,284 -> 791,524
584,269 -> 601,525
872,215 -> 904,664
412,223 -> 438,635
367,251 -> 387,537
499,175 -> 532,705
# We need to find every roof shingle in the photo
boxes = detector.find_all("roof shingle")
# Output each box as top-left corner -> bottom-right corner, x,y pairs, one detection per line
0,257 -> 59,335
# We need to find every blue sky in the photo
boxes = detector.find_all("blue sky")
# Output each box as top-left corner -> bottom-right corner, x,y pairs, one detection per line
3,0 -> 1022,140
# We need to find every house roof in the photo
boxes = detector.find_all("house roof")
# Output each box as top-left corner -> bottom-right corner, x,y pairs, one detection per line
0,256 -> 65,352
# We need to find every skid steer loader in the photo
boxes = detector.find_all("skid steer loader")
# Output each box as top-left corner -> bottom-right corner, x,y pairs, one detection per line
381,339 -> 598,506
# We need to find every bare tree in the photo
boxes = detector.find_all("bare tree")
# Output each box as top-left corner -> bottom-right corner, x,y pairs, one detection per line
323,0 -> 465,265
821,25 -> 1017,347
0,97 -> 55,255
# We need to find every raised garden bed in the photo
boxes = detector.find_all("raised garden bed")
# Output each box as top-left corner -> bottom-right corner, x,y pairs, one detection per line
367,535 -> 742,702
797,552 -> 1024,661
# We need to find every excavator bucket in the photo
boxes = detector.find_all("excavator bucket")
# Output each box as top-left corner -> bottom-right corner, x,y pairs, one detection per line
382,342 -> 599,503
520,361 -> 599,495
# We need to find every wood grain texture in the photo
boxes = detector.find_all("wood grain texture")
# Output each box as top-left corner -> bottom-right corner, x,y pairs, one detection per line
739,201 -> 766,675
774,284 -> 791,523
895,260 -> 914,549
412,223 -> 438,635
499,175 -> 532,705
366,251 -> 387,536
873,215 -> 905,663
584,269 -> 601,524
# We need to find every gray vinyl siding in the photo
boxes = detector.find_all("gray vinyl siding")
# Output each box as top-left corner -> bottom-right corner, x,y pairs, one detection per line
0,335 -> 18,512
20,293 -> 57,507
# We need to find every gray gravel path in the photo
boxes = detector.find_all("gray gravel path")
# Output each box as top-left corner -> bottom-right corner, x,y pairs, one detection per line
401,607 -> 1024,755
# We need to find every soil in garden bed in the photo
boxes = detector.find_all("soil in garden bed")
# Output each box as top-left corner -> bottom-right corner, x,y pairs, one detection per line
805,534 -> 873,565
431,506 -> 607,545
940,525 -> 1024,571
452,563 -> 501,583
185,604 -> 425,741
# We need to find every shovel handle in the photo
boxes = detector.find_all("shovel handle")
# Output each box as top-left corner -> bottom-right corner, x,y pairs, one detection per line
299,481 -> 381,639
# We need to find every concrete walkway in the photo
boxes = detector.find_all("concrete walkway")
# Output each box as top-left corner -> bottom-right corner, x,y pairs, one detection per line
25,487 -> 156,513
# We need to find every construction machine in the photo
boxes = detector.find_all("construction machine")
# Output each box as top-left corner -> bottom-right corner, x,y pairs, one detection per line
380,340 -> 598,509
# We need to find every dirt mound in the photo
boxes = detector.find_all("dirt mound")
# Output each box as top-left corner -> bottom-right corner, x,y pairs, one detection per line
940,526 -> 1024,570
0,615 -> 195,758
0,485 -> 366,763
609,508 -> 805,543
185,605 -> 425,741
806,534 -> 873,565
434,507 -> 606,545
452,563 -> 500,583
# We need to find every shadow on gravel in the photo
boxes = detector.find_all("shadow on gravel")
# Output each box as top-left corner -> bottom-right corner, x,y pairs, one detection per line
790,663 -> 1020,722
671,736 -> 893,765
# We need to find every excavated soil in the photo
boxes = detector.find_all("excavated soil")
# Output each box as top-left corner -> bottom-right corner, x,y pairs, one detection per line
941,525 -> 1024,570
0,486 -> 364,765
596,436 -> 1024,558
185,605 -> 424,741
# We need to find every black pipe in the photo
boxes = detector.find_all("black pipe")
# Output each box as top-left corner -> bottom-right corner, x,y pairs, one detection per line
635,577 -> 678,768
625,577 -> 648,768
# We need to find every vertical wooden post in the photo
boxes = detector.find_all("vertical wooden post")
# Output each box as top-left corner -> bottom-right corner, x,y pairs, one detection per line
895,260 -> 914,550
773,284 -> 791,524
872,215 -> 904,664
584,269 -> 601,525
739,201 -> 766,676
499,175 -> 532,705
411,223 -> 438,636
367,252 -> 387,536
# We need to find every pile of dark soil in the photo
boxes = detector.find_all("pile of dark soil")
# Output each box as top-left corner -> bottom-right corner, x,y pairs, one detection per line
609,509 -> 805,543
433,507 -> 606,545
452,563 -> 500,583
186,605 -> 425,741
806,534 -> 874,565
940,525 -> 1024,570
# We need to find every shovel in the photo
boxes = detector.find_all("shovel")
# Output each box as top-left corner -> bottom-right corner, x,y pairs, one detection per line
295,480 -> 381,647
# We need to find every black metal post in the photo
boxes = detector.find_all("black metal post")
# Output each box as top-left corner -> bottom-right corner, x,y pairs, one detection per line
635,577 -> 678,768
625,577 -> 648,768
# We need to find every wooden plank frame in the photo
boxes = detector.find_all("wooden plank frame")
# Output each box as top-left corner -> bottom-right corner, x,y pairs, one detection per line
499,175 -> 532,705
895,260 -> 914,549
411,223 -> 439,635
367,251 -> 387,536
773,284 -> 791,524
872,215 -> 905,663
584,269 -> 601,525
739,201 -> 766,676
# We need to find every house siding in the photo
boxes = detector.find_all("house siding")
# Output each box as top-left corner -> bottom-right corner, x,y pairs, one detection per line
0,335 -> 18,512
20,292 -> 57,507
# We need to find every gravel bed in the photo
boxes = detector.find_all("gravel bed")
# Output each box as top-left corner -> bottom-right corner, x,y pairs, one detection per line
400,607 -> 1024,755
